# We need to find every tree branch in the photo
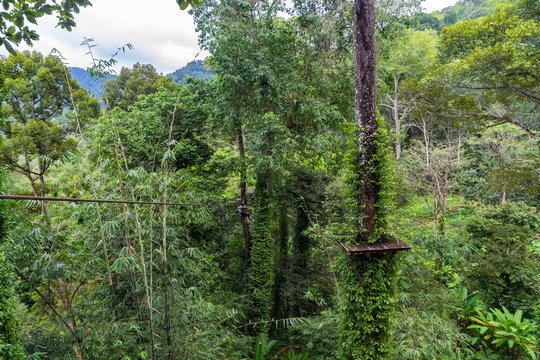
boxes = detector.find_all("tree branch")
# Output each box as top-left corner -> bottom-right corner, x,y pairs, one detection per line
505,83 -> 540,104
14,268 -> 78,338
418,99 -> 539,139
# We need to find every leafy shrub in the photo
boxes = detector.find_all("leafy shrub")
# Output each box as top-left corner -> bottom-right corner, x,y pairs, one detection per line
468,307 -> 538,359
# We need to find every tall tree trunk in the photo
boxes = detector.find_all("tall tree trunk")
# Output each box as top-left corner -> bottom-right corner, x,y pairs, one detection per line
38,162 -> 49,225
393,76 -> 401,160
25,155 -> 39,197
422,118 -> 430,167
237,124 -> 253,267
340,2 -> 399,359
24,154 -> 46,223
354,0 -> 379,241
457,131 -> 461,167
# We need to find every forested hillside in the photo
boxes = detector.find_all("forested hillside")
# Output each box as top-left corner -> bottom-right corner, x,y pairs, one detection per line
167,60 -> 213,84
69,67 -> 117,98
0,0 -> 538,359
417,0 -> 516,30
70,60 -> 212,97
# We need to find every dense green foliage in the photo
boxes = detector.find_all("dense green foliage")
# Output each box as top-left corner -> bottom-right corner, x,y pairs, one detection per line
0,168 -> 25,360
0,256 -> 25,360
103,63 -> 172,110
0,0 -> 538,359
0,51 -> 99,222
417,0 -> 515,31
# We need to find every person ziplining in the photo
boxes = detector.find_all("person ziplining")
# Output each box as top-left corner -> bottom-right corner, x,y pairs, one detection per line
237,201 -> 253,222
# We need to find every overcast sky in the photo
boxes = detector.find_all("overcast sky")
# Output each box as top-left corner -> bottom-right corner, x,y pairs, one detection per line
0,0 -> 458,74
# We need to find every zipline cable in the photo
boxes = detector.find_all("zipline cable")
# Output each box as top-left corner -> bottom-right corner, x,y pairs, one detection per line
0,194 -> 235,207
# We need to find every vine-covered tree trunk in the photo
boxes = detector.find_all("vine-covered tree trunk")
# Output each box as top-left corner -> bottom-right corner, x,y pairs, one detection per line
248,175 -> 275,321
339,0 -> 399,359
290,203 -> 310,317
237,124 -> 253,267
354,0 -> 379,242
338,254 -> 397,359
272,208 -> 289,321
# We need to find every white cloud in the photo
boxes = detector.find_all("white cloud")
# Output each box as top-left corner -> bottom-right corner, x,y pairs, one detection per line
0,0 -> 209,73
422,0 -> 459,13
1,0 -> 458,72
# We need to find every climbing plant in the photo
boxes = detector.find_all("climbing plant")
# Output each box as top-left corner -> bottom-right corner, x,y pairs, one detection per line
0,168 -> 25,360
337,254 -> 398,359
0,254 -> 24,360
338,0 -> 405,358
338,122 -> 399,360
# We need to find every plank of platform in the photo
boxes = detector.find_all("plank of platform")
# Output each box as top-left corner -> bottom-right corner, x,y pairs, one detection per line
338,237 -> 411,255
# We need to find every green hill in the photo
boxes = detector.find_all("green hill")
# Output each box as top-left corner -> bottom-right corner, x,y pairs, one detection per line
70,60 -> 213,97
417,0 -> 516,31
69,67 -> 116,98
167,60 -> 213,84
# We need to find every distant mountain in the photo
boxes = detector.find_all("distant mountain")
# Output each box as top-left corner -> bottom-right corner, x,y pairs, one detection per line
69,67 -> 116,98
70,60 -> 213,97
167,60 -> 213,84
417,0 -> 515,31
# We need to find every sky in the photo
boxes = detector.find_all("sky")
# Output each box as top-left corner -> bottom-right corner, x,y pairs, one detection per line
423,0 -> 459,12
0,0 -> 458,74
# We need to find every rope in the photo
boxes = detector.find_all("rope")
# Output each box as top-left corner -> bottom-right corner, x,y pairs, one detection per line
0,194 -> 234,207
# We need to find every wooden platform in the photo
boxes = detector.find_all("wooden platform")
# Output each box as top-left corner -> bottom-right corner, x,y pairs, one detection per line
338,236 -> 411,256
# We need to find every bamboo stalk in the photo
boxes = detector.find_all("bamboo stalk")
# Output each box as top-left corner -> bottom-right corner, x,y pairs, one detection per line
61,64 -> 115,300
112,143 -> 144,336
112,120 -> 157,360
160,95 -> 181,359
